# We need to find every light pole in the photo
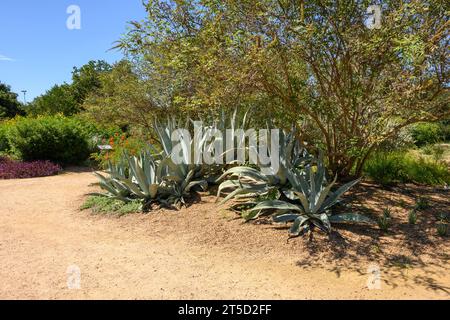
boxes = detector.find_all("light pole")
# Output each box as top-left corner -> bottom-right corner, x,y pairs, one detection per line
21,90 -> 27,104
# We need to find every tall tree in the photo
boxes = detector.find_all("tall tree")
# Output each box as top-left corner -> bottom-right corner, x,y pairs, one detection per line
83,60 -> 161,135
118,0 -> 449,178
29,60 -> 112,116
0,82 -> 23,119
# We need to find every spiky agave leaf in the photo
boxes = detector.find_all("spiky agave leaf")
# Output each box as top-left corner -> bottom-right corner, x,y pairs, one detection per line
289,216 -> 310,237
321,178 -> 361,212
243,200 -> 303,220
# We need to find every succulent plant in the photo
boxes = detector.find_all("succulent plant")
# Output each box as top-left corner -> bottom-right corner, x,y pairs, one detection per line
216,128 -> 311,203
235,158 -> 373,238
408,209 -> 418,225
94,145 -> 208,209
378,209 -> 392,232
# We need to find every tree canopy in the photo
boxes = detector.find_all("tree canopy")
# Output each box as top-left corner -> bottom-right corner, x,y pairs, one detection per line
115,0 -> 449,177
29,60 -> 112,116
0,82 -> 23,119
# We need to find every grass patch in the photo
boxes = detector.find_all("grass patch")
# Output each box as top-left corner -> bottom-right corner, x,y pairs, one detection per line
364,150 -> 450,186
81,196 -> 142,215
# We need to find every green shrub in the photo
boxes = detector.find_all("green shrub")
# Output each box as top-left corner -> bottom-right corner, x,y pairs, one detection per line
364,151 -> 450,186
7,115 -> 93,165
0,123 -> 10,152
421,144 -> 445,161
436,222 -> 448,237
410,123 -> 443,146
80,195 -> 142,215
378,209 -> 392,232
408,210 -> 417,225
440,122 -> 450,142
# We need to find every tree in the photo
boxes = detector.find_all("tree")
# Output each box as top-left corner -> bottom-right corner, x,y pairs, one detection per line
71,60 -> 112,104
82,60 -> 162,136
29,60 -> 112,116
0,82 -> 23,118
30,84 -> 78,116
118,0 -> 449,178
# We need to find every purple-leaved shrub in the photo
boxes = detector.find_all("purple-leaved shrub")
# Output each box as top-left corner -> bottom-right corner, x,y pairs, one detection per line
0,159 -> 62,179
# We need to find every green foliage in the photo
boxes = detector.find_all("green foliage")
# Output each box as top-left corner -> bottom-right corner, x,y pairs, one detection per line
90,133 -> 148,169
94,148 -> 207,210
83,60 -> 160,135
364,151 -> 450,186
415,197 -> 431,210
410,123 -> 443,147
408,210 -> 418,225
117,0 -> 449,179
29,60 -> 111,116
216,128 -> 311,203
29,84 -> 79,116
436,222 -> 448,237
421,144 -> 445,161
378,209 -> 392,232
222,157 -> 372,238
81,195 -> 142,215
0,82 -> 24,119
6,115 -> 93,165
0,123 -> 10,152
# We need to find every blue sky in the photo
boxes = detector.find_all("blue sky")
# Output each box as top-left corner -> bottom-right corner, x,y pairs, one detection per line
0,0 -> 146,102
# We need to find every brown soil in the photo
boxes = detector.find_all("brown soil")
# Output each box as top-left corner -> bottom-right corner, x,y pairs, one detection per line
0,169 -> 448,300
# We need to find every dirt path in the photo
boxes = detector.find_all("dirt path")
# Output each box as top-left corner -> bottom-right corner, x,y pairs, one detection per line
0,170 -> 448,300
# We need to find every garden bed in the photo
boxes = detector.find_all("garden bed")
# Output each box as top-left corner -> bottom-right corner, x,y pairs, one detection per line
0,157 -> 61,179
1,171 -> 448,299
85,180 -> 449,275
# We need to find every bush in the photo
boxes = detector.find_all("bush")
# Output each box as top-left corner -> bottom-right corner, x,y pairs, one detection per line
6,115 -> 93,165
441,122 -> 450,142
364,151 -> 450,186
90,132 -> 148,168
80,195 -> 142,215
0,158 -> 61,179
0,123 -> 10,152
410,123 -> 443,147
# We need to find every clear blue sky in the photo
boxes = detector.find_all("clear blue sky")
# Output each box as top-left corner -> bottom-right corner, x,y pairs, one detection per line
0,0 -> 146,102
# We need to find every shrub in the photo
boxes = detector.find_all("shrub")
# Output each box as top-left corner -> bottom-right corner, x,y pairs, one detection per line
0,159 -> 61,179
378,209 -> 392,232
364,151 -> 450,186
440,122 -> 450,142
421,144 -> 444,161
6,115 -> 93,165
90,133 -> 148,168
415,197 -> 431,210
408,210 -> 417,225
0,123 -> 10,152
436,222 -> 448,237
80,195 -> 142,215
410,123 -> 443,147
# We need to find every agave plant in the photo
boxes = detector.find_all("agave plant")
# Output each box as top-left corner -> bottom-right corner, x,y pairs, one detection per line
93,149 -> 163,203
238,159 -> 374,238
94,147 -> 205,209
216,127 -> 311,203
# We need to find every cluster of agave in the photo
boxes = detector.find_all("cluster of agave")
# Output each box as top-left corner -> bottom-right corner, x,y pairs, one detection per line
93,109 -> 249,210
217,150 -> 375,238
93,108 -> 374,237
216,128 -> 310,203
93,149 -> 208,210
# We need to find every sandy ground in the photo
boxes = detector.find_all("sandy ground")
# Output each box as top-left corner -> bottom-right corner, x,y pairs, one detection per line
0,169 -> 448,300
